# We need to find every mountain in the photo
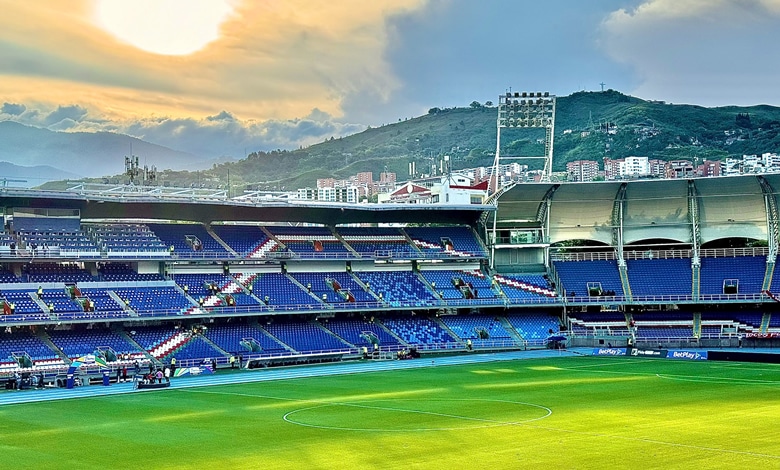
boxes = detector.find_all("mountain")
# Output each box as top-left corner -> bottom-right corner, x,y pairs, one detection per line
0,121 -> 213,179
184,90 -> 780,190
32,90 -> 780,190
0,161 -> 81,187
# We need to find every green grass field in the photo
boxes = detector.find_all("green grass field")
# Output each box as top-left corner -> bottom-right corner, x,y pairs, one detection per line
3,356 -> 780,469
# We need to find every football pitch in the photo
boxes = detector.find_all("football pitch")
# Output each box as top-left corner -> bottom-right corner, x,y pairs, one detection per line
3,355 -> 780,469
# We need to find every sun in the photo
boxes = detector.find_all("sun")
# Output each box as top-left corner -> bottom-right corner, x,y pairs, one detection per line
93,0 -> 234,56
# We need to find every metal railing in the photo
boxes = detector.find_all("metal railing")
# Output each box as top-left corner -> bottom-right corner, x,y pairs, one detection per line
551,246 -> 770,263
0,249 -> 489,262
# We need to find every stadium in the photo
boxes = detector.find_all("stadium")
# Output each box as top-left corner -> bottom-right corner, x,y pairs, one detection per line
2,94 -> 780,466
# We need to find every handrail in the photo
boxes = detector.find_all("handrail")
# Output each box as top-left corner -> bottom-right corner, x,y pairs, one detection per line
551,246 -> 770,262
0,249 -> 489,262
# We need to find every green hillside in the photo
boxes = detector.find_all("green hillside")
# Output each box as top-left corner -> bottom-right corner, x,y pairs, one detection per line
90,90 -> 780,191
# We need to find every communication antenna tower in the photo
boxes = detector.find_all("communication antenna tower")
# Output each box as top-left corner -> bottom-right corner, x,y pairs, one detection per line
125,156 -> 141,185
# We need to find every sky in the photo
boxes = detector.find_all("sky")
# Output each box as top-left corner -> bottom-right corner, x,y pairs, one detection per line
1,0 -> 780,160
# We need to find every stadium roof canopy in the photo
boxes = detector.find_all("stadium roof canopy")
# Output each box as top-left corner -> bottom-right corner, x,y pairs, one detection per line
0,187 -> 492,226
493,174 -> 780,245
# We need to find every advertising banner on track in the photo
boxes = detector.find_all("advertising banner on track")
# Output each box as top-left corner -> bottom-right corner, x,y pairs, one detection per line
592,348 -> 627,356
629,348 -> 667,357
666,350 -> 708,360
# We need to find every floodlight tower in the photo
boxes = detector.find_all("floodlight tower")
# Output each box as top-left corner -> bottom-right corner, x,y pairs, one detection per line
491,91 -> 556,193
487,91 -> 555,269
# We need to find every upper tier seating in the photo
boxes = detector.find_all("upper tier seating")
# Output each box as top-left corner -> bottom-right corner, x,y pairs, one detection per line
336,227 -> 415,256
112,286 -> 192,315
405,226 -> 487,258
210,225 -> 269,258
626,258 -> 692,297
356,271 -> 437,307
98,263 -> 165,282
250,273 -> 319,307
494,273 -> 557,302
16,227 -> 99,257
699,256 -> 765,296
24,263 -> 95,283
85,223 -> 167,256
12,217 -> 80,233
553,260 -> 623,298
419,270 -> 497,301
1,290 -> 47,318
148,223 -> 231,257
77,288 -> 125,314
39,288 -> 82,313
171,274 -> 236,298
289,272 -> 374,303
266,226 -> 350,257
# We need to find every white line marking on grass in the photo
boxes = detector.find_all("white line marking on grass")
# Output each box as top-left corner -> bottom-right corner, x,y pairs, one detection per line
556,365 -> 780,388
180,387 -> 780,458
563,359 -> 657,369
709,365 -> 780,372
283,398 -> 552,432
179,389 -> 552,432
656,374 -> 780,386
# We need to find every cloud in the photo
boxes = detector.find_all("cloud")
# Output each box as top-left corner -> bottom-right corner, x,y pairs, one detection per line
206,111 -> 235,122
121,112 -> 365,157
601,0 -> 780,105
350,0 -> 636,124
1,102 -> 26,115
43,105 -> 89,127
0,0 -> 428,124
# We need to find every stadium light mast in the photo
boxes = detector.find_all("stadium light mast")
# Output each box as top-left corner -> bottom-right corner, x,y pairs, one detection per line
488,91 -> 556,268
492,91 -> 556,192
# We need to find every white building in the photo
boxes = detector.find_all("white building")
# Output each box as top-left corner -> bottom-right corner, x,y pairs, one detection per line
297,186 -> 359,203
378,176 -> 488,205
622,156 -> 650,178
724,153 -> 780,176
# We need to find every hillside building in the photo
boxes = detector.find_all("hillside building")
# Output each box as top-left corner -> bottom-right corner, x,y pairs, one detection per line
566,160 -> 600,182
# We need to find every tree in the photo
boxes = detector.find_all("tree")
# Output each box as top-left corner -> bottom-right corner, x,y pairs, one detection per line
469,101 -> 482,108
736,113 -> 752,128
428,107 -> 441,115
485,101 -> 493,107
